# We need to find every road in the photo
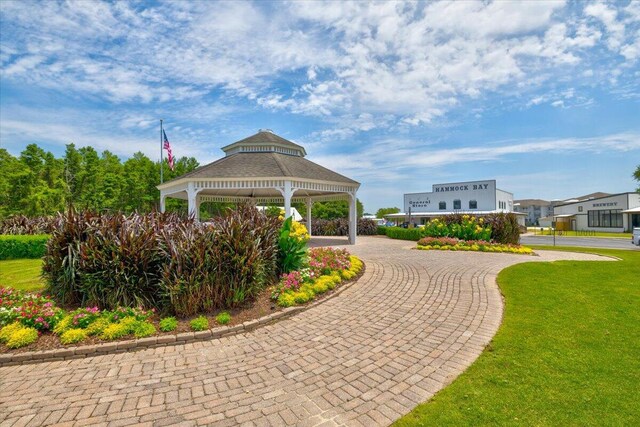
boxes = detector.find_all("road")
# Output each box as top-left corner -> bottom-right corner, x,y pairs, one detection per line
521,234 -> 639,250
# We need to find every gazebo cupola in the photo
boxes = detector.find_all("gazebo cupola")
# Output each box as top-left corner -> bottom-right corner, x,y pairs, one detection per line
221,129 -> 307,157
157,129 -> 361,243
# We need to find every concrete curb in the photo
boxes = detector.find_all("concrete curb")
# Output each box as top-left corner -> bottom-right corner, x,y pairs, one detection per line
0,264 -> 365,367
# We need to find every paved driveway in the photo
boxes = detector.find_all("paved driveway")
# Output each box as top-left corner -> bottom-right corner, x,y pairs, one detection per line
0,237 -> 609,427
521,234 -> 639,250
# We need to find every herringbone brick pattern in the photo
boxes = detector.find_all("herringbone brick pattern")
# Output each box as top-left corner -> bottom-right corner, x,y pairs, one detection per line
0,237 -> 608,426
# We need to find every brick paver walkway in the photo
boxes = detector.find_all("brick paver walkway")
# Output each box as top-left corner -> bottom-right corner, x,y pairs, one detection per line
0,237 -> 609,426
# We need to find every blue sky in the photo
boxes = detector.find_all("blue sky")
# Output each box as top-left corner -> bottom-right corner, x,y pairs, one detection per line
1,1 -> 639,212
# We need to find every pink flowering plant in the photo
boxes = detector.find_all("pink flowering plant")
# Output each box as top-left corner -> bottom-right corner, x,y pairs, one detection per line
70,307 -> 101,328
271,248 -> 353,300
106,306 -> 154,322
307,248 -> 351,275
0,287 -> 64,331
271,270 -> 305,300
416,237 -> 461,247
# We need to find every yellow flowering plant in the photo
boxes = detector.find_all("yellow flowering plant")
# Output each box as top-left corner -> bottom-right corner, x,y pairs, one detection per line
290,220 -> 310,243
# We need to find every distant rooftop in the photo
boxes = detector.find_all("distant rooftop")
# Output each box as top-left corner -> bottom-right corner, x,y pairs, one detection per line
570,192 -> 611,201
514,199 -> 551,207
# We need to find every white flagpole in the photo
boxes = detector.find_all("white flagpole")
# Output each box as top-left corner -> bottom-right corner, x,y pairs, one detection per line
160,119 -> 164,184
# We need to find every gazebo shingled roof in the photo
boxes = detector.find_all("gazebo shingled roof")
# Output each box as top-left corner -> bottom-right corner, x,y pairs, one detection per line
157,130 -> 361,243
164,151 -> 358,184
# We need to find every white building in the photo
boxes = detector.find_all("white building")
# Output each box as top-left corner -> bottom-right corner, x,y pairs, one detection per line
553,192 -> 640,232
513,199 -> 552,226
386,179 -> 524,226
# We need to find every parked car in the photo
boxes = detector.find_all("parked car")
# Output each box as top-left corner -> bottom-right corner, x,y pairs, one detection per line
633,228 -> 640,246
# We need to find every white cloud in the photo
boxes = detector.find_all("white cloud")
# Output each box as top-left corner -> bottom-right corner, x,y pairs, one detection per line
1,0 -> 636,132
0,105 -> 218,162
585,3 -> 625,50
311,132 -> 640,181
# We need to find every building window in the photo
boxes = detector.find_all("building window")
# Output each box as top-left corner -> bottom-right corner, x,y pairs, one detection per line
469,200 -> 477,209
453,199 -> 461,210
439,201 -> 446,210
588,209 -> 623,228
578,206 -> 583,212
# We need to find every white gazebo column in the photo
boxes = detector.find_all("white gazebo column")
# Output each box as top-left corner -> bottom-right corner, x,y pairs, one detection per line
159,191 -> 166,213
306,197 -> 313,236
348,192 -> 357,244
195,195 -> 202,222
187,182 -> 198,220
282,181 -> 293,219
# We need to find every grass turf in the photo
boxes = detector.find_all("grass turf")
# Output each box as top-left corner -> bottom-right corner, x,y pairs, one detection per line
0,258 -> 46,292
394,247 -> 639,426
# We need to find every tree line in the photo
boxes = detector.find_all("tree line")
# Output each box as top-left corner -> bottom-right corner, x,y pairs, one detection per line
0,143 -> 365,220
0,144 -> 198,218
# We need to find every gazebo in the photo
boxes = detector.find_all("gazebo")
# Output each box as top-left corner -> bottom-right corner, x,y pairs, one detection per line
157,130 -> 361,243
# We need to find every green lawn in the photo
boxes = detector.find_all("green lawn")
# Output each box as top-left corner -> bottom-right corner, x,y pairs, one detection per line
0,258 -> 46,292
394,247 -> 640,426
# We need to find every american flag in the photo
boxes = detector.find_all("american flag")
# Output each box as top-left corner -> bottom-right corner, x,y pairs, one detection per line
162,130 -> 175,171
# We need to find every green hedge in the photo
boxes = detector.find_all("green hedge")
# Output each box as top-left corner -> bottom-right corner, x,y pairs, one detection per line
383,227 -> 424,241
0,235 -> 50,260
376,226 -> 388,235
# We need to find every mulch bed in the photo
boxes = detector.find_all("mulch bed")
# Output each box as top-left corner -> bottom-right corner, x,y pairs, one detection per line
1,264 -> 365,355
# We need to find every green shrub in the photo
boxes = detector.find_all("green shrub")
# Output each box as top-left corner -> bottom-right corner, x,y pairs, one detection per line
384,227 -> 424,241
0,215 -> 59,235
60,328 -> 88,345
278,217 -> 308,273
376,226 -> 388,235
434,213 -> 520,245
310,218 -> 377,236
215,312 -> 231,325
293,291 -> 311,304
6,326 -> 38,348
0,235 -> 49,260
340,269 -> 355,280
190,316 -> 209,331
314,276 -> 337,291
0,322 -> 24,343
159,317 -> 178,332
43,206 -> 280,315
86,317 -> 110,336
132,321 -> 156,338
349,256 -> 363,274
424,216 -> 491,241
357,219 -> 377,235
100,322 -> 130,340
277,293 -> 296,307
163,205 -> 279,315
485,213 -> 521,245
53,315 -> 74,335
312,281 -> 329,294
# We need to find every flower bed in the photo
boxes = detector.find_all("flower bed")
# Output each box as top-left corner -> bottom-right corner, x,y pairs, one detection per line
1,212 -> 366,353
0,286 -> 250,351
416,237 -> 533,255
1,247 -> 365,352
272,247 -> 364,307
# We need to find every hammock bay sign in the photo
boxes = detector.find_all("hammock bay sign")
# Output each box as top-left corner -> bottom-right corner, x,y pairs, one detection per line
433,182 -> 491,193
404,180 -> 512,213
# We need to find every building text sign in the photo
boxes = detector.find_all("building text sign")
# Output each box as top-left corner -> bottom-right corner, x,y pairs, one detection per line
434,182 -> 490,193
404,180 -> 497,213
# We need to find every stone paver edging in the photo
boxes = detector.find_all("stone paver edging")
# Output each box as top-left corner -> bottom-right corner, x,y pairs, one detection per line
0,238 -> 612,427
0,267 -> 365,367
